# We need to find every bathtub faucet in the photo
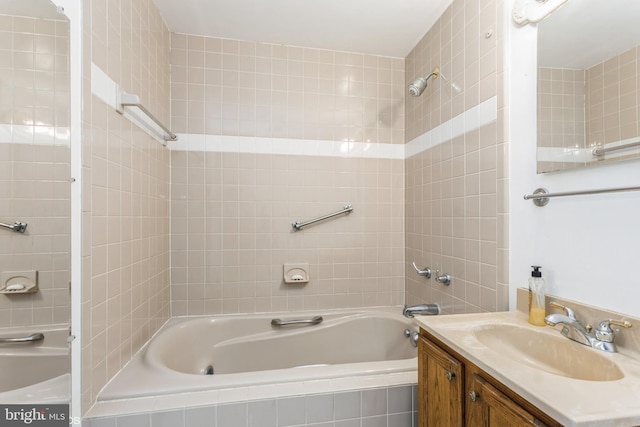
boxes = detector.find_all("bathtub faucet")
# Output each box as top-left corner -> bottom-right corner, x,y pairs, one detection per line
402,304 -> 440,318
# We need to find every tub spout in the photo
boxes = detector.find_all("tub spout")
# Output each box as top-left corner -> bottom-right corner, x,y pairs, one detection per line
403,304 -> 440,318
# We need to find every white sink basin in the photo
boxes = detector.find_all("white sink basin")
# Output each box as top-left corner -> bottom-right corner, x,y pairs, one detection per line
473,324 -> 624,381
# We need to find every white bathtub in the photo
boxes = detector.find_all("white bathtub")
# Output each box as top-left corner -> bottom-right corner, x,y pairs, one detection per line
0,325 -> 70,404
99,307 -> 418,401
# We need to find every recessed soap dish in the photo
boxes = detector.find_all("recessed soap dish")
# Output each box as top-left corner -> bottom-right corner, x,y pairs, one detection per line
283,263 -> 309,284
0,271 -> 38,294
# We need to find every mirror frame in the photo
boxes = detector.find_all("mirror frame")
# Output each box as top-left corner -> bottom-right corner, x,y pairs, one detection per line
49,0 -> 81,421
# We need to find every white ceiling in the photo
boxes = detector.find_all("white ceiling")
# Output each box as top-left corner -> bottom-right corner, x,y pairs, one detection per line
152,0 -> 453,58
538,0 -> 640,69
0,0 -> 65,20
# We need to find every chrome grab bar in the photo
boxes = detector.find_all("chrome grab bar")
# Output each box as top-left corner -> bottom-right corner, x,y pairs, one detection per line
292,205 -> 353,231
0,221 -> 27,233
271,316 -> 323,327
0,333 -> 44,343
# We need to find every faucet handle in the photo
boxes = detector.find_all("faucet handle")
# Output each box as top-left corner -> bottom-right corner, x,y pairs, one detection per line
435,271 -> 451,286
549,301 -> 576,320
595,319 -> 632,343
609,319 -> 632,329
412,262 -> 432,279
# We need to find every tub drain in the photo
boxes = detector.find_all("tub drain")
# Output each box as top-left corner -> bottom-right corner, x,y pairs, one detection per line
204,365 -> 214,375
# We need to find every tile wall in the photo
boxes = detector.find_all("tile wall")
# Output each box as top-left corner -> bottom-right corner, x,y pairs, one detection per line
537,46 -> 640,172
537,67 -> 586,154
84,384 -> 417,427
0,14 -> 70,327
169,34 -> 405,143
537,67 -> 586,172
587,46 -> 640,149
404,0 -> 509,313
169,35 -> 406,315
81,0 -> 171,413
405,0 -> 498,142
78,0 -> 512,415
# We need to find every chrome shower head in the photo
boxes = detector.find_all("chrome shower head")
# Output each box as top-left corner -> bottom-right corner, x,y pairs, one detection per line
408,77 -> 429,97
408,67 -> 440,97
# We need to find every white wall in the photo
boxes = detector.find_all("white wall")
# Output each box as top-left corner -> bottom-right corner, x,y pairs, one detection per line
507,2 -> 640,317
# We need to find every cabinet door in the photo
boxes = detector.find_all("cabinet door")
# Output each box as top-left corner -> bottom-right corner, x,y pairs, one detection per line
466,374 -> 547,427
418,336 -> 464,427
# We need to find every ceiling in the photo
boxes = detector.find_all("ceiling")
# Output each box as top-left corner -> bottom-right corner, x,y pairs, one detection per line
152,0 -> 453,58
0,0 -> 66,20
538,0 -> 640,69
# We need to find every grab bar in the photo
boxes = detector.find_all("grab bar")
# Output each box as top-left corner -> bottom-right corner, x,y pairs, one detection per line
292,205 -> 353,231
271,316 -> 323,327
0,221 -> 27,233
0,333 -> 44,343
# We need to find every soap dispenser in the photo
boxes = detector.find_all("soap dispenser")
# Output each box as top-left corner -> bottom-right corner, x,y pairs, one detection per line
528,266 -> 546,326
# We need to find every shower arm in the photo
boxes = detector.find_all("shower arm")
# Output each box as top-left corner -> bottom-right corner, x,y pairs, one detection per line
425,69 -> 439,81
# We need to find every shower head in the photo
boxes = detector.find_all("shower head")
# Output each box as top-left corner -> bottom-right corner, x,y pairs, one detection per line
408,67 -> 440,97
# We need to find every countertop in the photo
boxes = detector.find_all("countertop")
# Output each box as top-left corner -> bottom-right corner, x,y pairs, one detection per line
415,310 -> 640,427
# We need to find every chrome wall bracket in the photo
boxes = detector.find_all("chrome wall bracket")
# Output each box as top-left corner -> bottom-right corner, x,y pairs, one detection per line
526,188 -> 550,207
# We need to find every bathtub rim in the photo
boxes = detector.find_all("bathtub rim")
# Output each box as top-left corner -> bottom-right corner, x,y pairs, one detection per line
89,306 -> 419,419
145,306 -> 416,376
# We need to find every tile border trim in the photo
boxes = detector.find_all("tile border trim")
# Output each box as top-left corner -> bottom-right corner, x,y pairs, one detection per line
168,96 -> 497,160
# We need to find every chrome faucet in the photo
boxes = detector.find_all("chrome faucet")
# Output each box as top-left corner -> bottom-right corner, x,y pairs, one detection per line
544,313 -> 594,347
544,302 -> 632,353
402,303 -> 440,318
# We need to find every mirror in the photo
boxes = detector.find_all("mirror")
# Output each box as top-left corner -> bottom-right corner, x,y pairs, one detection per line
536,0 -> 640,173
0,0 -> 70,406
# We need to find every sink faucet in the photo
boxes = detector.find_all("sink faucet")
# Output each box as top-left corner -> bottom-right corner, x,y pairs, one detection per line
544,302 -> 632,353
544,313 -> 594,347
402,303 -> 440,317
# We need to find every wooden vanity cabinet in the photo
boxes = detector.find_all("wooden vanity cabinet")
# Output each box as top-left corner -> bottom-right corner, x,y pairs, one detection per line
465,373 -> 546,427
418,335 -> 464,426
418,330 -> 563,427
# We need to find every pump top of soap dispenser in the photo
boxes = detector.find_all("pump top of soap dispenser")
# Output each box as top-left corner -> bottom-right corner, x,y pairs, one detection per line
531,266 -> 542,277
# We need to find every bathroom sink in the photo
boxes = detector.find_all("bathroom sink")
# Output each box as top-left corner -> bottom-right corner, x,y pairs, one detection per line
473,324 -> 624,381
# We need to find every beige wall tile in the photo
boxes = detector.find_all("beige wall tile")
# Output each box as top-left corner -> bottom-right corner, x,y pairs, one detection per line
0,14 -> 70,328
170,151 -> 405,315
170,34 -> 405,144
76,0 -> 511,414
539,45 -> 640,171
405,0 -> 507,314
81,0 -> 171,413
